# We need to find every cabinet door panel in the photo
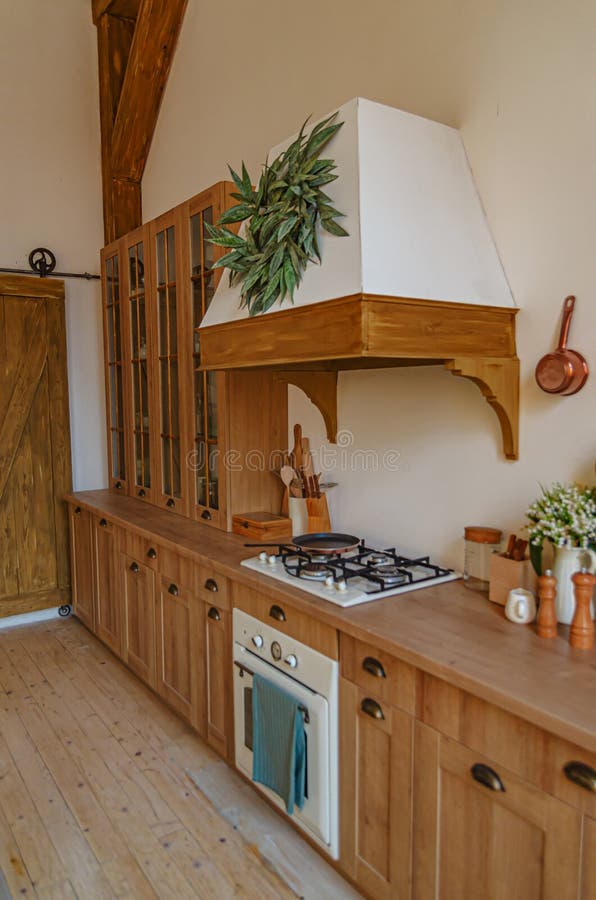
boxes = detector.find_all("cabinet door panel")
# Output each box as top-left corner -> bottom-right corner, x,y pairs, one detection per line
122,555 -> 155,686
340,679 -> 412,900
69,506 -> 95,630
101,242 -> 129,494
205,602 -> 232,758
93,517 -> 122,655
156,577 -> 200,723
582,816 -> 596,899
413,724 -> 582,900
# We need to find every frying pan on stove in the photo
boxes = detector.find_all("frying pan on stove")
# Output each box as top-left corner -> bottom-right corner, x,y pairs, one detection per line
535,295 -> 589,395
291,532 -> 361,555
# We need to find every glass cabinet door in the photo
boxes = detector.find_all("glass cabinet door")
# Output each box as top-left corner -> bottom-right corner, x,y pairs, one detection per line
101,245 -> 127,492
126,234 -> 153,501
153,214 -> 187,513
190,197 -> 225,525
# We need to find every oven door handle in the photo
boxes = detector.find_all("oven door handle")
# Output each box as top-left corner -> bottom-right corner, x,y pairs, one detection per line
234,660 -> 310,723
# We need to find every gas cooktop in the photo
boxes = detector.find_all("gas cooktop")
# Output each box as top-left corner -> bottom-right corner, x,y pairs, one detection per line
241,541 -> 460,608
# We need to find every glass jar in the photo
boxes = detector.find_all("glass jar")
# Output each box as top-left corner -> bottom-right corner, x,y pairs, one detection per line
464,526 -> 502,593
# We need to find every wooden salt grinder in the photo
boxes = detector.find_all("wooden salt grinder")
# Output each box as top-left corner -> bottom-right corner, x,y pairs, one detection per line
536,569 -> 557,639
570,569 -> 595,650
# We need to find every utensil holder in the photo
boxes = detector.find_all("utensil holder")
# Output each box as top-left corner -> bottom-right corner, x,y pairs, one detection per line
288,497 -> 309,536
306,494 -> 331,533
489,553 -> 537,606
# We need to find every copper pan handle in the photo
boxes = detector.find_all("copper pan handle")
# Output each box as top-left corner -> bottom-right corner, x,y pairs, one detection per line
557,295 -> 575,350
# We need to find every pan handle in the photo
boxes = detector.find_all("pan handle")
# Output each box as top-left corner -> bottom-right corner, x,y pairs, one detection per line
558,295 -> 576,350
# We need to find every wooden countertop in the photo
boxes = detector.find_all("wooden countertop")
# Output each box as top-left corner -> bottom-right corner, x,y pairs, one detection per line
67,490 -> 596,753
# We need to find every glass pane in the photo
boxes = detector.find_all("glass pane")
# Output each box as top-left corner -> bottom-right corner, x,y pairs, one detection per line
172,438 -> 181,497
160,358 -> 170,432
140,362 -> 149,420
207,371 -> 218,440
158,287 -> 168,356
166,226 -> 176,280
114,300 -> 121,359
162,435 -> 171,496
195,370 -> 205,436
118,430 -> 125,479
196,439 -> 207,506
128,247 -> 137,292
208,444 -> 219,510
203,207 -> 214,270
113,255 -> 120,300
106,257 -> 114,304
115,365 -> 123,429
143,433 -> 151,488
170,361 -> 179,436
168,285 -> 177,354
190,213 -> 201,275
109,365 -> 117,427
133,364 -> 140,428
205,269 -> 215,310
107,303 -> 115,363
111,431 -> 119,479
136,242 -> 144,290
138,296 -> 146,358
130,297 -> 138,355
156,231 -> 166,286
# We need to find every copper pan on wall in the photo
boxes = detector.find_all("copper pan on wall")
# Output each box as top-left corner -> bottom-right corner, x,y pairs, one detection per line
535,295 -> 589,395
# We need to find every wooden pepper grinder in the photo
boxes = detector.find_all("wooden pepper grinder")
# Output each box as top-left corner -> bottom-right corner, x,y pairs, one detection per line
536,569 -> 558,638
569,568 -> 596,650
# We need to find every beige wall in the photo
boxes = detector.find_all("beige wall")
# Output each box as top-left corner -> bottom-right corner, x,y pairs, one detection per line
144,0 -> 596,567
0,1 -> 106,490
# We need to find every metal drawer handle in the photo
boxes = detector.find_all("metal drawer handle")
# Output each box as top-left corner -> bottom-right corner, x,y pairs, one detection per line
129,561 -> 139,574
99,518 -> 108,528
166,498 -> 175,508
564,761 -> 596,794
74,506 -> 81,515
361,698 -> 385,720
168,583 -> 179,596
363,656 -> 386,679
269,604 -> 286,622
138,488 -> 146,498
147,547 -> 157,560
115,480 -> 123,490
204,578 -> 218,593
471,763 -> 506,793
208,606 -> 221,621
201,509 -> 212,520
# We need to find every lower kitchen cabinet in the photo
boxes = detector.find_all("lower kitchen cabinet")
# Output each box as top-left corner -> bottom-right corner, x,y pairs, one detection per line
69,505 -> 95,630
340,677 -> 413,900
204,599 -> 232,759
155,574 -> 202,725
412,722 -> 583,900
92,515 -> 123,655
122,553 -> 156,687
582,817 -> 596,897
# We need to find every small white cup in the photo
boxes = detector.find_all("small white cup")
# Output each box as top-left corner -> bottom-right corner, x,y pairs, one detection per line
505,588 -> 537,624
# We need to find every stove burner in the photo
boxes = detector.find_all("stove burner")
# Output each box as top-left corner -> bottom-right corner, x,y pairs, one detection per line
299,563 -> 333,581
368,565 -> 408,584
365,553 -> 394,567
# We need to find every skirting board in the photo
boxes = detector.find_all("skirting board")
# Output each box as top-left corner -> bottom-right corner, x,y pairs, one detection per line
0,606 -> 65,632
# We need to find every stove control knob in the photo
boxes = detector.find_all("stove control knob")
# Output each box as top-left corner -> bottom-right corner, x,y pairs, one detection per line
324,574 -> 334,587
258,551 -> 268,562
267,554 -> 277,565
336,579 -> 348,592
284,654 -> 298,668
271,641 -> 282,661
252,634 -> 264,649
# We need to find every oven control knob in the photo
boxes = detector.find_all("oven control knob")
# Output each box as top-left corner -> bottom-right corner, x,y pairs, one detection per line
271,641 -> 282,661
252,634 -> 264,649
324,574 -> 334,587
258,551 -> 268,562
284,654 -> 298,668
336,579 -> 348,592
267,554 -> 277,565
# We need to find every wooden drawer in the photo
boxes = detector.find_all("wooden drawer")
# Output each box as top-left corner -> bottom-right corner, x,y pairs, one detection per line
196,565 -> 230,610
125,531 -> 161,570
157,545 -> 195,591
421,672 -> 596,815
232,582 -> 338,659
340,633 -> 416,715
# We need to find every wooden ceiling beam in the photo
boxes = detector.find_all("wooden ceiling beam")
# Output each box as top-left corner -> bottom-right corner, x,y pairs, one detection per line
92,0 -> 140,25
110,0 -> 188,183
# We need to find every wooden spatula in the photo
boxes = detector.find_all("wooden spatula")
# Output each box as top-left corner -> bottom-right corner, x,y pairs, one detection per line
292,424 -> 303,473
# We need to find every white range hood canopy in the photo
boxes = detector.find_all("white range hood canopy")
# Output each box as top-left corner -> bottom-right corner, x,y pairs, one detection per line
201,97 -> 514,328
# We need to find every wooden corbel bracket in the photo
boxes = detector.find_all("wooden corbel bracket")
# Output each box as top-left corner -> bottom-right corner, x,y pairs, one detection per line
445,357 -> 520,460
275,370 -> 338,443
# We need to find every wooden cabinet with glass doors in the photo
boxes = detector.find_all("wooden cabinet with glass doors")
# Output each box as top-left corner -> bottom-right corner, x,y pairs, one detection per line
100,243 -> 129,494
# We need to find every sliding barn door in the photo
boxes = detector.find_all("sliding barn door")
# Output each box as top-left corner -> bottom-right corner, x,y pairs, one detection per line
0,275 -> 72,617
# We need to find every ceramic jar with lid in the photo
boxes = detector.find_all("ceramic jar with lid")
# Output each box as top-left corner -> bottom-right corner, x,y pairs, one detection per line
464,526 -> 502,593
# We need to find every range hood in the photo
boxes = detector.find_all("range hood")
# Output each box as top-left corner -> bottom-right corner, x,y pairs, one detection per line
200,98 -> 520,459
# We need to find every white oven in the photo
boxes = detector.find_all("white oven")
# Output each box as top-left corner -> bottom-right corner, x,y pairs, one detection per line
233,608 -> 339,858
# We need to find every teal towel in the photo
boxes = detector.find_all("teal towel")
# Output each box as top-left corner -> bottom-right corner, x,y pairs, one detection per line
252,673 -> 306,814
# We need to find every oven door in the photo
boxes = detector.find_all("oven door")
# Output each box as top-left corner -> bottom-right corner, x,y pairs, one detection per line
233,642 -> 332,849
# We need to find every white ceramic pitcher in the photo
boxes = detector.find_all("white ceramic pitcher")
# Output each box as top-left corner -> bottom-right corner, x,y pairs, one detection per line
553,545 -> 596,624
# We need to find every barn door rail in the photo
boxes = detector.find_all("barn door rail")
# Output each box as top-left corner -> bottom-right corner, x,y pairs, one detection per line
0,248 -> 99,280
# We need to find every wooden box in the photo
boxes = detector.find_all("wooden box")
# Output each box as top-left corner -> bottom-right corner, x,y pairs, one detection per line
489,553 -> 537,605
232,511 -> 292,541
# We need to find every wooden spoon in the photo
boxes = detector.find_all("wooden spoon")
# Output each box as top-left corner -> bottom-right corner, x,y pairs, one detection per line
280,465 -> 295,515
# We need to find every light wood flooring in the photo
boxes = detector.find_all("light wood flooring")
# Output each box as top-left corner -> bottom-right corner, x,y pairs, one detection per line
0,616 -> 299,899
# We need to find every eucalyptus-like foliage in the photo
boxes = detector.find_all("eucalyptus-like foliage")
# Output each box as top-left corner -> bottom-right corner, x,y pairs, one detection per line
205,113 -> 348,316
